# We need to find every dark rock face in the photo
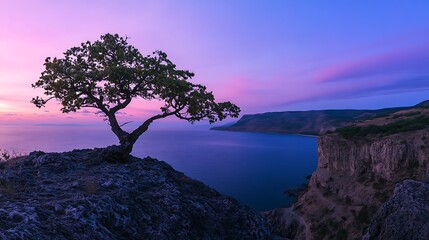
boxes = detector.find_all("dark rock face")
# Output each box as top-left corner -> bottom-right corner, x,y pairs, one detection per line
318,130 -> 429,181
363,180 -> 429,240
0,149 -> 270,239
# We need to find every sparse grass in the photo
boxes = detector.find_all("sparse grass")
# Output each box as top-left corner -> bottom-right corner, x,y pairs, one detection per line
0,149 -> 11,161
336,115 -> 429,138
391,111 -> 421,119
0,149 -> 26,161
0,150 -> 28,197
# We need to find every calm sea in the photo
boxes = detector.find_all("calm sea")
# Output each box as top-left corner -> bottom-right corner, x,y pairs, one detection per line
0,125 -> 317,211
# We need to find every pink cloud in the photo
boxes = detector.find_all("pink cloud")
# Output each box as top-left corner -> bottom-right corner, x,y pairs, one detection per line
315,46 -> 429,83
2,0 -> 429,123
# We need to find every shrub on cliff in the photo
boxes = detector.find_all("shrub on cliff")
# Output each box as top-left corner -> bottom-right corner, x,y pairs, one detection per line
0,149 -> 24,162
0,149 -> 10,161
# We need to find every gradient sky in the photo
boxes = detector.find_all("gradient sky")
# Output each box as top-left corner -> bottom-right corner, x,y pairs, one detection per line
1,1 -> 429,126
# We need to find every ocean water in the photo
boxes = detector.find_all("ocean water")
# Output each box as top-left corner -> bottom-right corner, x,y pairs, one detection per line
0,125 -> 317,211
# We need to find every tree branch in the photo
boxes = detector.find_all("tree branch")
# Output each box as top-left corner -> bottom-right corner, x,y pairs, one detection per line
119,121 -> 133,127
129,109 -> 180,143
31,96 -> 55,108
110,97 -> 132,113
82,88 -> 109,115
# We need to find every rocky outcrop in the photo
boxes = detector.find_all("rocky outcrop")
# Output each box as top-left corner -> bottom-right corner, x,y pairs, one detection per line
265,129 -> 429,240
0,149 -> 270,239
363,180 -> 429,240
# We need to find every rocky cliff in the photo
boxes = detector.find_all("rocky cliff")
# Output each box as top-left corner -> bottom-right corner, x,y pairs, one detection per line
363,179 -> 429,240
265,118 -> 429,239
0,149 -> 270,239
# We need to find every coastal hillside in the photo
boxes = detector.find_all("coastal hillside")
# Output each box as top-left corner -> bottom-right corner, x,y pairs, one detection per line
264,107 -> 429,239
0,149 -> 270,239
211,102 -> 429,135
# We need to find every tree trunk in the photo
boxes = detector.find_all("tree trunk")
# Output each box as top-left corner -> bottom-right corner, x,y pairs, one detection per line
103,111 -> 160,163
102,113 -> 136,163
100,141 -> 134,163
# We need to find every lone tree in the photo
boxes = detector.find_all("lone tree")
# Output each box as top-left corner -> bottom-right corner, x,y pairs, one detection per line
32,33 -> 240,162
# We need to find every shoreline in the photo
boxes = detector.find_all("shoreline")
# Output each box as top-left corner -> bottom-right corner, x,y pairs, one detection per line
210,128 -> 319,138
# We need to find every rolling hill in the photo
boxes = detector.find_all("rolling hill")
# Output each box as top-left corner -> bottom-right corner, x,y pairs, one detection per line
212,101 -> 429,135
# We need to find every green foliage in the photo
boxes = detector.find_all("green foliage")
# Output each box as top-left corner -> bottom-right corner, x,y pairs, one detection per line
31,33 -> 240,149
32,33 -> 239,123
336,115 -> 429,138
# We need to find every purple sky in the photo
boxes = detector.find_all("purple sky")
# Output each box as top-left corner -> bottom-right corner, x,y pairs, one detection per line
1,1 -> 429,126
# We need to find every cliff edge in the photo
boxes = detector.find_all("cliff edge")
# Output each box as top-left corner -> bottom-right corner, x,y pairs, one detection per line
0,149 -> 270,239
265,107 -> 429,239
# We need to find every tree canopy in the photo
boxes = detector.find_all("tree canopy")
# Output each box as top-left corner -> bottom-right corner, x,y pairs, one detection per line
32,33 -> 240,160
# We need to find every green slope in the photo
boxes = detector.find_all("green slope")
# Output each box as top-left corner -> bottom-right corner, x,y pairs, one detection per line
212,101 -> 429,135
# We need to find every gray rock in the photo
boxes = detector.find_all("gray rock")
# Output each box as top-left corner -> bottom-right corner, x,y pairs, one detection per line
54,204 -> 65,215
0,149 -> 270,239
363,180 -> 429,240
